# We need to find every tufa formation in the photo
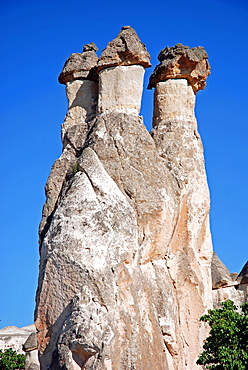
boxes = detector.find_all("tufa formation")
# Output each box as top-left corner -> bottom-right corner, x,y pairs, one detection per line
35,26 -> 247,370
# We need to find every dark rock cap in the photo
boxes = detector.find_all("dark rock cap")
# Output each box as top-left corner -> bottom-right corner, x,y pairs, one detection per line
148,43 -> 210,93
211,252 -> 237,289
96,26 -> 151,72
236,261 -> 248,285
23,332 -> 38,352
58,43 -> 98,84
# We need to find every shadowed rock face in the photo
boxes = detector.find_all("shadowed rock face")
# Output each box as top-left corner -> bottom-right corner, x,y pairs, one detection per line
148,43 -> 210,93
237,261 -> 248,285
36,28 -> 213,370
23,332 -> 40,370
211,253 -> 247,309
211,252 -> 236,289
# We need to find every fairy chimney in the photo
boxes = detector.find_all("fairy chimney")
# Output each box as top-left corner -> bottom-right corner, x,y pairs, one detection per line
35,30 -> 214,370
148,43 -> 213,368
58,43 -> 99,141
96,26 -> 151,115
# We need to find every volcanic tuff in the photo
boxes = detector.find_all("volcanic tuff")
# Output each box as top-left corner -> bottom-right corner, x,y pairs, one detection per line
36,26 -> 215,369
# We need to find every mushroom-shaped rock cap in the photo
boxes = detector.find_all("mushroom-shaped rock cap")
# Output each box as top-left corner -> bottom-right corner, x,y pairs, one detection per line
58,43 -> 98,84
97,26 -> 151,72
148,43 -> 210,93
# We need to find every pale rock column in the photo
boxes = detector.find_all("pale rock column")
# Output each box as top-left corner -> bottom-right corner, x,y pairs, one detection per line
58,43 -> 99,144
98,65 -> 144,115
39,44 -> 99,240
96,25 -> 151,116
149,44 -> 213,369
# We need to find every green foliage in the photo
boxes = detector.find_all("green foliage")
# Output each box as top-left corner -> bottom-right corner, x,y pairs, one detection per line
0,348 -> 25,370
197,299 -> 248,370
73,162 -> 79,175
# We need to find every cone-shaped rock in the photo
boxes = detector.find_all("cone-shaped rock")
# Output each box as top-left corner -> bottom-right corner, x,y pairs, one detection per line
211,252 -> 236,289
97,26 -> 151,71
211,253 -> 247,309
148,43 -> 210,93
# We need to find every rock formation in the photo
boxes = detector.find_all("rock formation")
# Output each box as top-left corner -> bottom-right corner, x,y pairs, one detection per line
211,253 -> 248,309
23,332 -> 40,370
0,325 -> 36,354
35,27 -> 213,369
148,44 -> 210,94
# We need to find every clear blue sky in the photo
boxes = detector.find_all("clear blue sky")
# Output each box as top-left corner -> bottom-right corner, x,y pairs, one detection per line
0,0 -> 247,329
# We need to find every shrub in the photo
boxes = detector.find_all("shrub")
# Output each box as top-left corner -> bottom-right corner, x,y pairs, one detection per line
0,348 -> 25,370
197,299 -> 248,370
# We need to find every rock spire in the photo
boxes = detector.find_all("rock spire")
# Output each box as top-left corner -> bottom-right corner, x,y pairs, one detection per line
35,28 -> 214,369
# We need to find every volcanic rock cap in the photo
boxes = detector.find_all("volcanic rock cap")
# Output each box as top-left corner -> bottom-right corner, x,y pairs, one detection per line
148,43 -> 210,93
96,25 -> 151,71
58,43 -> 98,84
96,26 -> 151,115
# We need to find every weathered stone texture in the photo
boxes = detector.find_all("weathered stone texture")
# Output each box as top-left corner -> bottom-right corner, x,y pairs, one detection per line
36,30 -> 213,370
237,261 -> 248,285
58,43 -> 98,84
0,325 -> 36,355
150,76 -> 212,369
98,65 -> 145,114
97,26 -> 151,71
211,253 -> 247,309
148,44 -> 210,93
62,79 -> 98,138
23,332 -> 39,370
211,252 -> 236,289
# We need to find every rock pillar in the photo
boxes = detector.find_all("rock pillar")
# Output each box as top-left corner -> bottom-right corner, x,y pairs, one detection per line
36,32 -> 214,370
96,25 -> 150,116
149,44 -> 213,369
58,43 -> 99,143
38,44 -> 99,240
98,65 -> 144,114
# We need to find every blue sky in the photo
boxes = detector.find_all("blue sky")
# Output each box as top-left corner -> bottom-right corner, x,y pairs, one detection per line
0,0 -> 247,329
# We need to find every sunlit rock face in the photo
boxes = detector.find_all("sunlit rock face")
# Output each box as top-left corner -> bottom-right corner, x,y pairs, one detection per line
0,325 -> 36,355
148,43 -> 210,93
149,52 -> 212,368
98,65 -> 145,115
35,27 -> 213,369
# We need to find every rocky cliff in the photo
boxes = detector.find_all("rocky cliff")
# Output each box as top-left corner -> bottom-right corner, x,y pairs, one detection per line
35,27 -> 213,369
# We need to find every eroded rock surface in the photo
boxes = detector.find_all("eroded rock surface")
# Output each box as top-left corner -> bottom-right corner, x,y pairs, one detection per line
211,253 -> 247,309
212,252 -> 236,289
23,332 -> 39,370
237,261 -> 248,285
58,43 -> 98,84
36,29 -> 213,369
0,325 -> 36,354
148,43 -> 210,93
97,26 -> 151,71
